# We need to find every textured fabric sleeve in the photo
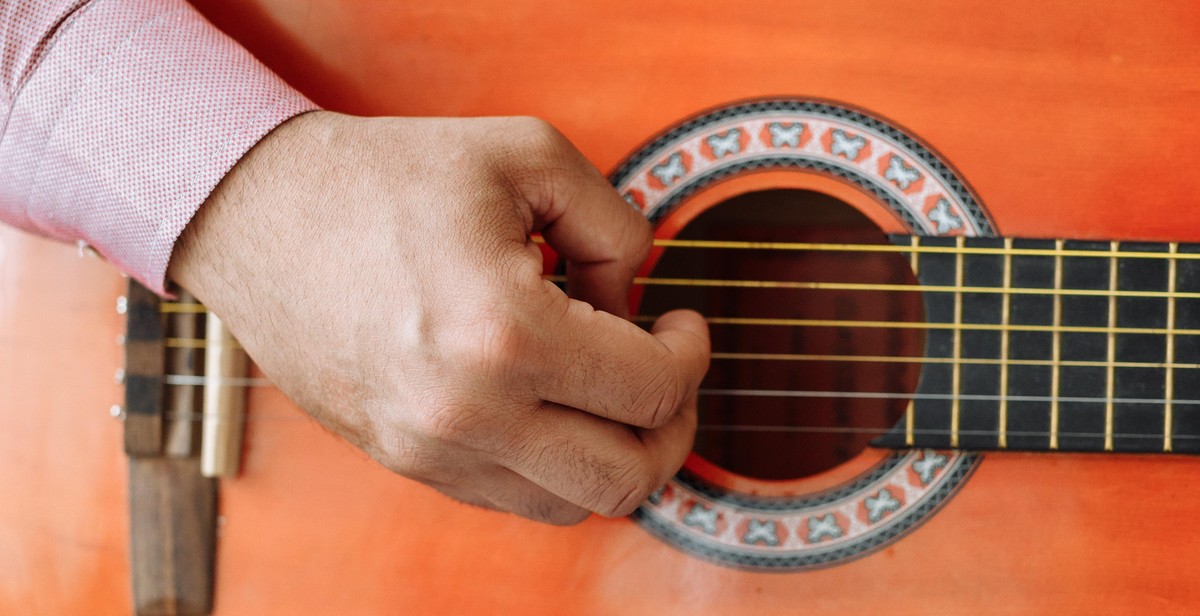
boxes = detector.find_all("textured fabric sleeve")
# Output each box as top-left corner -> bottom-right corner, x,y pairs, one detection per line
0,0 -> 319,294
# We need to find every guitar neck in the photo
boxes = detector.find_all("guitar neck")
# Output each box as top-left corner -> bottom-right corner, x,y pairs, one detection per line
874,235 -> 1200,454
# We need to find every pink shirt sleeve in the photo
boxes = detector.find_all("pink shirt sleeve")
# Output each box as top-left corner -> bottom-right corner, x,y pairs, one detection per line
0,0 -> 318,294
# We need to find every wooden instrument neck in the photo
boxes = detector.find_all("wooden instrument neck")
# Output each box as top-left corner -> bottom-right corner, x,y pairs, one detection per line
878,235 -> 1199,453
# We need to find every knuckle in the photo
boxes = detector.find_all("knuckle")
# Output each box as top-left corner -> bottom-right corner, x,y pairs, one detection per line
500,420 -> 549,470
588,211 -> 652,268
631,362 -> 683,428
418,316 -> 540,453
493,117 -> 576,187
450,315 -> 534,381
416,394 -> 490,446
421,401 -> 521,459
590,455 -> 655,518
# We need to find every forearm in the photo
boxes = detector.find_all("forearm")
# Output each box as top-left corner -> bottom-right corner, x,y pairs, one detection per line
0,0 -> 317,294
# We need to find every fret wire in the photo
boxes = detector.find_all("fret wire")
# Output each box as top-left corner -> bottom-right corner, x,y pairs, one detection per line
903,401 -> 916,446
1105,242 -> 1118,451
906,236 -> 920,446
950,236 -> 965,448
998,238 -> 1013,449
1165,242 -> 1179,452
1049,240 -> 1064,450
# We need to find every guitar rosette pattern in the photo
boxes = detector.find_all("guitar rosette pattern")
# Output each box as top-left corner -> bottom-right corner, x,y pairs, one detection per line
612,99 -> 992,236
611,99 -> 993,571
632,450 -> 978,570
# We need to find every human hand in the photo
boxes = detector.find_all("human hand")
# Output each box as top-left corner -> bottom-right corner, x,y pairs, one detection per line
168,111 -> 710,524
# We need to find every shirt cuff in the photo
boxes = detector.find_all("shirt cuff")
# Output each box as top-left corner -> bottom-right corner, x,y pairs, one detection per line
0,0 -> 319,294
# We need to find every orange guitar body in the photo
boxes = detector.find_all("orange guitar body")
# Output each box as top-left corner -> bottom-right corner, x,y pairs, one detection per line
4,1 -> 1200,613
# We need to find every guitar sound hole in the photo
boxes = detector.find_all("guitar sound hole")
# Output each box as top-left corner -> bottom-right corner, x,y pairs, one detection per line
640,189 -> 924,480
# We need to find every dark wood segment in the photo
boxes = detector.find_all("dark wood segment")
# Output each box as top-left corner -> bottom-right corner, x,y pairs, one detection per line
905,235 -> 956,448
956,237 -> 1005,449
1112,242 -> 1169,452
1000,238 -> 1056,451
123,282 -> 220,615
1056,240 -> 1112,452
128,457 -> 217,616
164,291 -> 205,458
1170,243 -> 1200,453
877,236 -> 1200,454
123,281 -> 166,457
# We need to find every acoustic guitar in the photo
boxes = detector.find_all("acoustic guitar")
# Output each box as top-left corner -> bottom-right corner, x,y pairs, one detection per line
4,1 -> 1199,613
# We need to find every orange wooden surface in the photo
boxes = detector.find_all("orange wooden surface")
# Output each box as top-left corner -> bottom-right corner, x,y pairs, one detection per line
4,1 -> 1200,614
196,0 -> 1200,241
0,229 -> 128,613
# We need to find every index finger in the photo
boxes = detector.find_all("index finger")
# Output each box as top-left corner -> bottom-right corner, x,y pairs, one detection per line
506,119 -> 651,318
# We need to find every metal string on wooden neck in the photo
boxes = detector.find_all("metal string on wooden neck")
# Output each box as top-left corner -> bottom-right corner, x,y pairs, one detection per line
151,237 -> 1194,439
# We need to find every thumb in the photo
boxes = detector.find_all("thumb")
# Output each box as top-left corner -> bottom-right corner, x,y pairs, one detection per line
649,308 -> 711,394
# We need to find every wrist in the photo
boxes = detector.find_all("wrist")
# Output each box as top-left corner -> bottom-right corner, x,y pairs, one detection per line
166,110 -> 338,306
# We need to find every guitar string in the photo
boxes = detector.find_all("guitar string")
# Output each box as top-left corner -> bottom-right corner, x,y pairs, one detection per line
159,341 -> 1200,370
150,238 -> 1192,435
690,425 -> 1200,440
155,310 -> 1194,433
552,275 -> 1200,301
158,316 -> 1200,339
156,378 -> 1192,439
541,236 -> 1200,262
636,316 -> 1195,336
159,375 -> 1199,408
156,237 -> 1200,316
155,302 -> 1194,440
695,388 -> 1189,405
149,408 -> 1200,442
707,353 -> 1196,369
159,275 -> 1200,310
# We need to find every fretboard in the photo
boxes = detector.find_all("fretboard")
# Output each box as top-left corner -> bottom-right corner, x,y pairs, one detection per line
874,235 -> 1200,454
